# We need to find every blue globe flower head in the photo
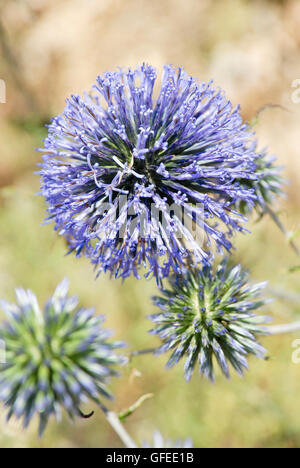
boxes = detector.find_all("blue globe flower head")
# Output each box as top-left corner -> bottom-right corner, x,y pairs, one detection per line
0,279 -> 126,435
149,259 -> 271,381
40,64 -> 265,282
235,147 -> 283,216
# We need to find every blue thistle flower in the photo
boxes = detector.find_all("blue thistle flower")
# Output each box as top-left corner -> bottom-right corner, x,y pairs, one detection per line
143,430 -> 193,448
40,64 -> 262,281
149,259 -> 270,381
0,279 -> 125,435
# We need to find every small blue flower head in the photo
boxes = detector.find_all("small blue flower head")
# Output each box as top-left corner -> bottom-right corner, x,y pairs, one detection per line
40,64 -> 263,282
143,430 -> 193,448
149,259 -> 270,381
0,279 -> 125,435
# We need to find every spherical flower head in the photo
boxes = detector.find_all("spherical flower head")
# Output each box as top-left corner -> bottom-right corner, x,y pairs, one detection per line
0,279 -> 125,435
142,430 -> 193,448
149,259 -> 270,381
40,64 -> 261,282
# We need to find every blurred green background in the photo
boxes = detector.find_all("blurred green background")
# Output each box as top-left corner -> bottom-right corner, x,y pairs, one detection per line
0,0 -> 300,448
